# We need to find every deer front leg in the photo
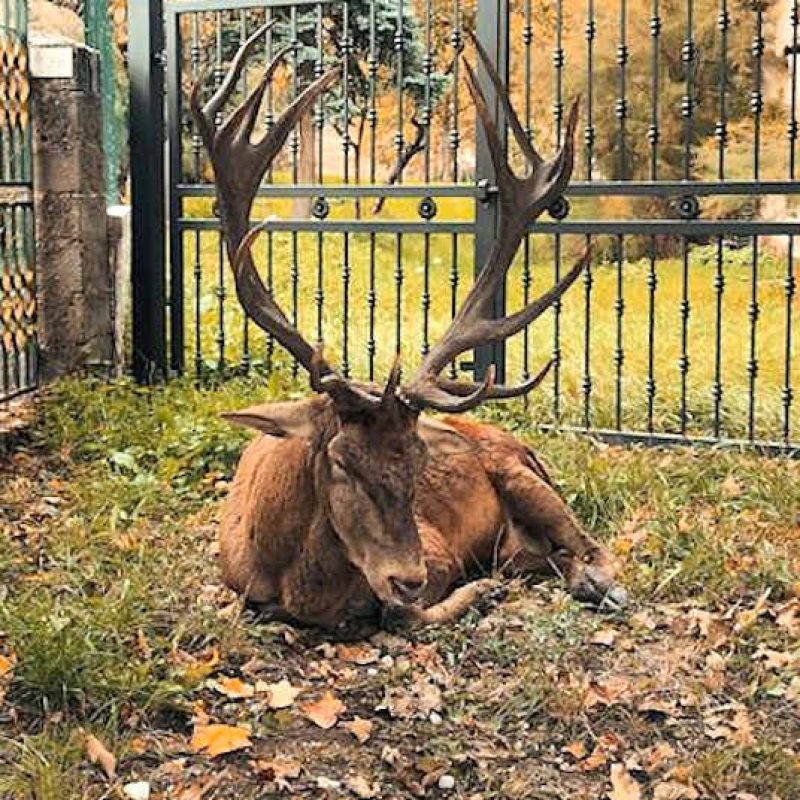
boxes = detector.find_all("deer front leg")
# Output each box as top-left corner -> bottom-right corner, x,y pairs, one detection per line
496,462 -> 628,609
389,521 -> 499,626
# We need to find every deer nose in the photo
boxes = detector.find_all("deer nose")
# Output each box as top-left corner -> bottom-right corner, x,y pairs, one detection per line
389,575 -> 426,603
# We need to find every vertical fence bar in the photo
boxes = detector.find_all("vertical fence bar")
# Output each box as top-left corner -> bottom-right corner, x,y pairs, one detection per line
394,0 -> 404,359
521,0 -> 533,389
448,0 -> 461,380
315,4 -> 326,353
420,0 -> 433,360
367,0 -> 377,381
290,6 -> 301,378
678,0 -> 695,434
341,2 -> 352,376
265,14 -> 276,371
646,1 -> 660,432
551,0 -> 564,423
582,1 -> 596,429
166,8 -> 185,374
214,11 -> 226,372
785,2 -> 798,444
240,9 -> 250,373
474,0 -> 509,384
130,0 -> 167,383
614,0 -> 628,429
191,13 -> 203,377
749,7 -> 764,439
713,0 -> 729,438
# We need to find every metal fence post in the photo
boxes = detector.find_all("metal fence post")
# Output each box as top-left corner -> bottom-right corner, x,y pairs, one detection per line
129,0 -> 167,383
473,0 -> 509,384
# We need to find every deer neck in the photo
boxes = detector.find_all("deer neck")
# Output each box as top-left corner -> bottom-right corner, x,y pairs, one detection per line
278,420 -> 375,626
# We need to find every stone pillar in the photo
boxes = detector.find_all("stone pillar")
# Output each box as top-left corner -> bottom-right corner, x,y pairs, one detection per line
30,40 -> 114,380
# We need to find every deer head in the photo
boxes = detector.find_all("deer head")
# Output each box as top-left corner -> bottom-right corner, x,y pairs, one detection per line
192,25 -> 589,609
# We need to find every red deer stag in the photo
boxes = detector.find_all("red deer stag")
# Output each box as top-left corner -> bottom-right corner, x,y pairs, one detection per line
191,23 -> 627,629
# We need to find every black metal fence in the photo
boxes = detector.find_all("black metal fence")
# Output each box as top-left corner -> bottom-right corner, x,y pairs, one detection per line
0,0 -> 37,403
132,0 -> 800,455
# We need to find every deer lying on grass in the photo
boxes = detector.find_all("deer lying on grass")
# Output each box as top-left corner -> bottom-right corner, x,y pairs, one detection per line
192,24 -> 628,629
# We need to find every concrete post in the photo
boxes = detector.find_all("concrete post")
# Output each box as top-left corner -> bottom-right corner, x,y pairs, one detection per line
30,40 -> 114,379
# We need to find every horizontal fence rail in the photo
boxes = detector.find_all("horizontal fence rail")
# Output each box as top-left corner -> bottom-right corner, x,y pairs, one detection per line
145,0 -> 800,455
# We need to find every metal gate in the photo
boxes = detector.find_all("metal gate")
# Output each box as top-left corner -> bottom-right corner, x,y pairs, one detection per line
0,0 -> 36,403
132,0 -> 800,455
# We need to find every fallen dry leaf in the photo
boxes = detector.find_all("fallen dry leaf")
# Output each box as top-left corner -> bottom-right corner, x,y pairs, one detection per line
563,740 -> 588,760
720,473 -> 743,498
178,647 -> 221,684
703,706 -> 754,747
411,677 -> 443,715
653,780 -> 699,800
210,676 -> 254,699
302,691 -> 346,729
337,644 -> 380,665
190,723 -> 252,758
637,696 -> 677,717
735,588 -> 771,632
0,652 -> 15,679
729,708 -> 755,746
754,647 -> 795,670
776,599 -> 800,636
343,717 -> 374,744
584,675 -> 631,710
582,747 -> 609,772
643,742 -> 677,772
175,774 -> 225,800
589,629 -> 617,647
256,678 -> 301,709
630,610 -> 658,631
84,732 -> 116,780
345,774 -> 377,798
608,763 -> 642,800
251,756 -> 302,790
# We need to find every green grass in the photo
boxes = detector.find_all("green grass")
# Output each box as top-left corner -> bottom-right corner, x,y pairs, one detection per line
180,194 -> 800,444
0,375 -> 798,797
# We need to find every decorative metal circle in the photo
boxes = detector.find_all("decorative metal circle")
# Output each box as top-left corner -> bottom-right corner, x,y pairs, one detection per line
312,197 -> 330,220
211,199 -> 221,218
547,196 -> 571,221
677,194 -> 700,220
418,196 -> 437,220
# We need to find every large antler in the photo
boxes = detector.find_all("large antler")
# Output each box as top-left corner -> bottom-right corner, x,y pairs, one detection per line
192,22 -> 383,412
400,32 -> 590,413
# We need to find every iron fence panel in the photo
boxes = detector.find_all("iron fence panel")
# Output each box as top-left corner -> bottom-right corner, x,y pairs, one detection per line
143,0 -> 800,455
0,0 -> 37,402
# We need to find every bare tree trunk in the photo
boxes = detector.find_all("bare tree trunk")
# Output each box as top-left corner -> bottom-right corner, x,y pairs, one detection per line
291,113 -> 315,218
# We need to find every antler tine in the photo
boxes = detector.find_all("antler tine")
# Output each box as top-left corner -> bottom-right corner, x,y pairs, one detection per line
193,23 -> 380,414
218,42 -> 295,151
401,366 -> 497,414
467,246 -> 591,345
467,30 -> 542,170
461,57 -> 515,190
254,66 -> 339,164
401,37 -> 585,415
434,359 -> 554,401
212,23 -> 276,118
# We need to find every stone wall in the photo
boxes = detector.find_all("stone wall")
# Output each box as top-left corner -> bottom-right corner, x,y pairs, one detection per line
31,42 -> 114,379
29,0 -> 85,45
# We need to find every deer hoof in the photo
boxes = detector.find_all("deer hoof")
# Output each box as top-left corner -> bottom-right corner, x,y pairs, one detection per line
596,583 -> 629,612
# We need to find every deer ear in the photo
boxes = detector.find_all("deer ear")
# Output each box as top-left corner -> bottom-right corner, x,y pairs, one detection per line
221,399 -> 317,439
417,417 -> 476,457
